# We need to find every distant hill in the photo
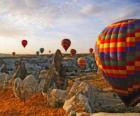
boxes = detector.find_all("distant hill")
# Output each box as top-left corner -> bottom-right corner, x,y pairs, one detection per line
0,53 -> 92,59
0,53 -> 11,57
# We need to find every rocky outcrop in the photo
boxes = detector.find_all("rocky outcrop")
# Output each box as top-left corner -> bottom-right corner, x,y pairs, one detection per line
43,49 -> 67,93
63,80 -> 140,115
46,89 -> 66,108
13,74 -> 38,100
64,81 -> 96,114
0,73 -> 11,88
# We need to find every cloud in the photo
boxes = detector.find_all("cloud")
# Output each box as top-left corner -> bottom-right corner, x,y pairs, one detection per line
0,0 -> 83,31
0,15 -> 26,38
0,26 -> 25,38
25,0 -> 47,8
79,0 -> 140,24
0,0 -> 56,38
80,4 -> 103,16
113,4 -> 140,21
0,0 -> 140,53
0,0 -> 140,30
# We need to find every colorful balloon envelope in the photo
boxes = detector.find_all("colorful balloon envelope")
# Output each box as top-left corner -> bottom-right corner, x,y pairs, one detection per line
70,49 -> 76,57
21,40 -> 27,48
95,19 -> 140,106
77,57 -> 87,68
61,39 -> 71,51
89,48 -> 94,54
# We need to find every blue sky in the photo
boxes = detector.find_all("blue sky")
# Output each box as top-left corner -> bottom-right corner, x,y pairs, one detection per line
0,0 -> 140,54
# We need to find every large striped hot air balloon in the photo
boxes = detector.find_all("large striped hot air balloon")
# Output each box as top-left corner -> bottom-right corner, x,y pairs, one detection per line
70,49 -> 76,57
95,19 -> 140,106
77,57 -> 87,68
61,39 -> 71,51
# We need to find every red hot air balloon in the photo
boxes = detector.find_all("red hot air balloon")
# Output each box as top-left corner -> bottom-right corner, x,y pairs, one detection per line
70,49 -> 76,57
89,48 -> 93,54
22,40 -> 28,48
95,19 -> 140,106
61,39 -> 71,51
77,57 -> 87,68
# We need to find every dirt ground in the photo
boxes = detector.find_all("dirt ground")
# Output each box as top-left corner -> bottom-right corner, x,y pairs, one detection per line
0,73 -> 110,116
0,87 -> 66,116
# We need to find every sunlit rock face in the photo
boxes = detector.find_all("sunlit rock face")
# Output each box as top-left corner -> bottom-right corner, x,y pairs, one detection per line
13,74 -> 38,100
0,73 -> 11,88
64,81 -> 96,114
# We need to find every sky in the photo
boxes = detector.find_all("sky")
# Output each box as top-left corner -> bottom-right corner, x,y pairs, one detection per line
0,0 -> 140,54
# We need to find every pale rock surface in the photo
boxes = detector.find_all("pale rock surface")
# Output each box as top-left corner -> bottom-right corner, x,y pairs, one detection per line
64,81 -> 96,114
37,70 -> 48,92
46,89 -> 66,108
90,112 -> 140,116
0,73 -> 11,88
13,74 -> 38,100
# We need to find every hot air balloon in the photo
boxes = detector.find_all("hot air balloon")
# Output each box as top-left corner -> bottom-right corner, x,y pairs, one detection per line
49,50 -> 51,54
61,39 -> 71,51
95,19 -> 140,106
36,51 -> 39,56
89,48 -> 93,54
70,49 -> 76,57
21,40 -> 27,48
12,52 -> 16,56
77,57 -> 87,68
40,48 -> 44,54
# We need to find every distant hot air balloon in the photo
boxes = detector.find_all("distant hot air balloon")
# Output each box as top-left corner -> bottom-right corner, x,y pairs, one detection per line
89,48 -> 93,54
21,40 -> 28,48
77,57 -> 87,68
49,50 -> 51,54
70,49 -> 76,57
40,48 -> 44,54
95,19 -> 140,106
12,52 -> 16,56
61,39 -> 71,51
36,51 -> 39,56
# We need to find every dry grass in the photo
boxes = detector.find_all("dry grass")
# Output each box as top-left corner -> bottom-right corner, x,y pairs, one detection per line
0,88 -> 66,116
